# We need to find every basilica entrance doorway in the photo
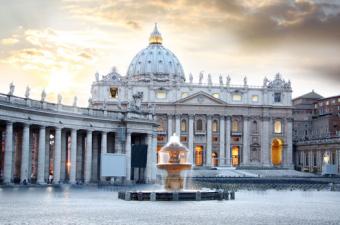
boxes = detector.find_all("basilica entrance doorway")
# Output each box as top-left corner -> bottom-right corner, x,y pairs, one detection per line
195,145 -> 203,166
232,146 -> 240,167
271,138 -> 283,166
212,152 -> 218,167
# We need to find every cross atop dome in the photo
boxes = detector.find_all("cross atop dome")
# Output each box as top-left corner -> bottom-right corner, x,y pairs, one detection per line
149,23 -> 163,44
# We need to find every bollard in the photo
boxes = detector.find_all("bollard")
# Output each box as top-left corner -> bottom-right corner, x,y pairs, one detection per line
195,191 -> 201,201
223,191 -> 229,200
230,191 -> 235,200
125,192 -> 131,201
137,192 -> 143,201
150,192 -> 156,201
218,190 -> 224,201
173,192 -> 179,201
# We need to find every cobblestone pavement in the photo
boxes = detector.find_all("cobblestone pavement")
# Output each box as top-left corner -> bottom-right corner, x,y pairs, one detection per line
0,187 -> 340,225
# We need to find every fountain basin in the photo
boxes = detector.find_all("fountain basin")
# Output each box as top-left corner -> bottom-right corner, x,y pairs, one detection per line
118,190 -> 235,201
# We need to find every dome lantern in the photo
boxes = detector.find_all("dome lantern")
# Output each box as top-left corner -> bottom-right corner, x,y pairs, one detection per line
149,23 -> 163,44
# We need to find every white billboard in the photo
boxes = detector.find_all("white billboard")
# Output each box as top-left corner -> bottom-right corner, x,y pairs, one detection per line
101,153 -> 126,177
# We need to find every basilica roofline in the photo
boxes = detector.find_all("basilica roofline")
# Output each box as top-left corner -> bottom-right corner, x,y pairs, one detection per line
0,90 -> 156,126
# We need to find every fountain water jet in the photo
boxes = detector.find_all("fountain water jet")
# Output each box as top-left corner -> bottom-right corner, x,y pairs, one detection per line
157,134 -> 192,190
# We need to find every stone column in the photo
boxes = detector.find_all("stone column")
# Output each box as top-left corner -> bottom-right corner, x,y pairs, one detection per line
175,114 -> 180,137
206,115 -> 212,166
151,133 -> 157,180
188,114 -> 194,165
69,128 -> 77,184
100,131 -> 107,180
219,116 -> 225,166
167,114 -> 173,137
37,125 -> 46,184
125,131 -> 131,181
146,133 -> 153,182
84,130 -> 92,183
20,123 -> 30,183
53,127 -> 62,183
60,130 -> 66,182
4,122 -> 13,183
44,128 -> 50,181
225,116 -> 231,166
261,117 -> 270,166
286,118 -> 293,168
242,117 -> 250,165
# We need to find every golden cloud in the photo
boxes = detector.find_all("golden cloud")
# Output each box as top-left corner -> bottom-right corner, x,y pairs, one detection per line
1,38 -> 19,45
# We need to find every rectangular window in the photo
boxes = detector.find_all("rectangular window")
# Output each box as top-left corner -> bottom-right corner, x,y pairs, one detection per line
180,136 -> 187,142
326,101 -> 329,105
157,90 -> 166,99
212,93 -> 220,99
274,92 -> 281,103
232,94 -> 242,101
110,87 -> 118,98
274,120 -> 282,134
251,95 -> 259,102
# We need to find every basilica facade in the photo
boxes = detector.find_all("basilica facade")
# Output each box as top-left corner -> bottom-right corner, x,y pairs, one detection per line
91,25 -> 294,170
0,24 -> 293,185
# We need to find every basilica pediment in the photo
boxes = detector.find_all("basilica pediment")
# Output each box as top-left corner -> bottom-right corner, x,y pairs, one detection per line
174,91 -> 226,105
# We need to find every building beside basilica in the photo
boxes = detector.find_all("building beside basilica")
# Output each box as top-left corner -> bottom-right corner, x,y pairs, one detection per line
0,24 -> 294,185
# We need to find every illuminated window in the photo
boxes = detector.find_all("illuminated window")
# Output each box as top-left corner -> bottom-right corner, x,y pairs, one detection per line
233,94 -> 242,101
251,95 -> 259,102
181,92 -> 188,98
274,92 -> 281,103
231,146 -> 240,166
195,145 -> 203,166
110,87 -> 118,98
326,101 -> 329,105
196,119 -> 203,131
181,119 -> 187,132
274,120 -> 282,134
232,119 -> 239,132
212,120 -> 218,132
212,93 -> 220,99
156,90 -> 166,99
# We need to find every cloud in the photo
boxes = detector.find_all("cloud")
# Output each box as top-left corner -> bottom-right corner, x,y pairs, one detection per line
1,37 -> 19,45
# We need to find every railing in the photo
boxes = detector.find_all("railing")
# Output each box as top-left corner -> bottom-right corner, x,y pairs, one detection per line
0,93 -> 153,122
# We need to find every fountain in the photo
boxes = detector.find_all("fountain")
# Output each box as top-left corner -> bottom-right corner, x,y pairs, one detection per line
118,134 -> 234,201
157,134 -> 192,190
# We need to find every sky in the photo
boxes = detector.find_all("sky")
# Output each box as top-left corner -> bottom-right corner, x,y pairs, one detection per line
0,0 -> 339,106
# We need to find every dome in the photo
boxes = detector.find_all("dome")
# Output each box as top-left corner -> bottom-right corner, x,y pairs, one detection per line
127,24 -> 185,83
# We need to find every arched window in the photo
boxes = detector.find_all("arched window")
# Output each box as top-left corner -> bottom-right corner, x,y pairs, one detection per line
252,121 -> 258,133
274,120 -> 282,134
196,119 -> 203,131
212,120 -> 218,132
181,119 -> 187,132
232,119 -> 239,132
